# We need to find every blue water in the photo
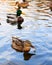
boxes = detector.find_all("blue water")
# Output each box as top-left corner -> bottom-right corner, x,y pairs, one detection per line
0,1 -> 52,65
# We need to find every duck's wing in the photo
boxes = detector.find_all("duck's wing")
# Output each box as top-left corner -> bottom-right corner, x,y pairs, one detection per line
17,39 -> 23,43
15,39 -> 24,47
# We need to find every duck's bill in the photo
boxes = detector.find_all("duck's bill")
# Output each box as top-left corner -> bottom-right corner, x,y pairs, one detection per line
31,45 -> 35,48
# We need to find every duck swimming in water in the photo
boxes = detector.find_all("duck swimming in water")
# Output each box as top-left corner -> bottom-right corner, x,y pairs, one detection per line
11,37 -> 35,52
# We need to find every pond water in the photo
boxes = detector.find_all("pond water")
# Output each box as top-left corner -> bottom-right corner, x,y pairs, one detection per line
0,1 -> 52,65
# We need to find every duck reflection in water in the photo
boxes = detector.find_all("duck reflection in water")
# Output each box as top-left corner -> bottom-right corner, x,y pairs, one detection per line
23,52 -> 35,60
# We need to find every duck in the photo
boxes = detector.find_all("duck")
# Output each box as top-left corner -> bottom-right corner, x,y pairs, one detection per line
15,1 -> 29,8
18,2 -> 29,8
11,37 -> 35,52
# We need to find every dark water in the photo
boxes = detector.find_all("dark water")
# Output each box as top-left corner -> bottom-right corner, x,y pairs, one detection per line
0,1 -> 52,65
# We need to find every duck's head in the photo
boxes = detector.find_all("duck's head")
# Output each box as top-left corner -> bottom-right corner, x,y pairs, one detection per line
24,40 -> 35,48
23,40 -> 35,52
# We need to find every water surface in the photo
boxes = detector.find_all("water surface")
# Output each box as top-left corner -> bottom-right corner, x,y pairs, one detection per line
0,1 -> 52,65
